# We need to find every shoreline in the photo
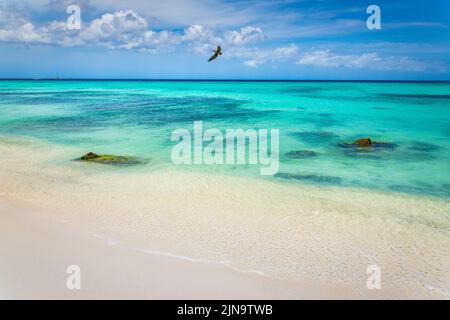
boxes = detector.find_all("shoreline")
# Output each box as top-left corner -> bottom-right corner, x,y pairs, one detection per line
0,137 -> 449,299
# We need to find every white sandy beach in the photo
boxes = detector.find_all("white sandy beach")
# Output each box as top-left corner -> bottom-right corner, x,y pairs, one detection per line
0,137 -> 449,299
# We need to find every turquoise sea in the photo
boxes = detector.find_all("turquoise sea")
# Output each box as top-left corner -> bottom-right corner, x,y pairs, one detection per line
0,80 -> 449,198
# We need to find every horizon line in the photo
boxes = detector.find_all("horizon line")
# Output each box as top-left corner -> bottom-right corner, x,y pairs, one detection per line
1,78 -> 450,83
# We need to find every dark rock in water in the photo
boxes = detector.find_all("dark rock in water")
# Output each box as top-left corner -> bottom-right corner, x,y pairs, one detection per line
355,138 -> 372,147
275,172 -> 342,185
339,138 -> 396,150
77,152 -> 146,166
285,150 -> 318,159
80,152 -> 100,160
408,142 -> 441,152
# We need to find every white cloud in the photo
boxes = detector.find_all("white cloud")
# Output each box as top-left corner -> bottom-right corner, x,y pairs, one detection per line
183,24 -> 207,41
225,26 -> 264,45
78,10 -> 151,49
297,49 -> 379,68
0,13 -> 68,45
229,44 -> 298,67
181,24 -> 223,54
0,8 -> 203,52
297,49 -> 447,72
0,8 -> 175,50
0,5 -> 282,65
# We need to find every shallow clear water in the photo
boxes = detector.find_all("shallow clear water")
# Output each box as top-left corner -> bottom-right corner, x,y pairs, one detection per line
0,80 -> 449,197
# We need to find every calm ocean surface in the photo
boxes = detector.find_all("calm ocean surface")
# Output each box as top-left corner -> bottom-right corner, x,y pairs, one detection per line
0,80 -> 449,197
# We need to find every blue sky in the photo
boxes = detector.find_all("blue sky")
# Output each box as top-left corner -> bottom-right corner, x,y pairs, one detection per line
0,0 -> 449,80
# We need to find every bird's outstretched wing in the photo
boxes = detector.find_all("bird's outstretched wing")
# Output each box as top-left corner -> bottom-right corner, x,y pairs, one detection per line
208,46 -> 222,62
208,51 -> 219,62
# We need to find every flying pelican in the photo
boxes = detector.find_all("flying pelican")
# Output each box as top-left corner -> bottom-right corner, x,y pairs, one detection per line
208,46 -> 222,62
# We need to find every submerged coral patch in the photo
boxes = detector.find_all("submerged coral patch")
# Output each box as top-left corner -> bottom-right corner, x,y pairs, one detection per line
285,150 -> 318,159
275,172 -> 342,185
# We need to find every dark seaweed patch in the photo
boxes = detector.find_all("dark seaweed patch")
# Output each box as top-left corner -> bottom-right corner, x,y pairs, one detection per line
307,112 -> 339,127
403,152 -> 436,161
0,95 -> 276,139
275,172 -> 342,185
408,142 -> 441,152
285,150 -> 318,159
280,87 -> 324,94
341,151 -> 383,160
380,93 -> 450,100
279,85 -> 358,96
290,131 -> 339,144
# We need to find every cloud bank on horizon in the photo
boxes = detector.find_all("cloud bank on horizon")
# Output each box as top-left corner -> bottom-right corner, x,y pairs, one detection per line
0,0 -> 449,79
